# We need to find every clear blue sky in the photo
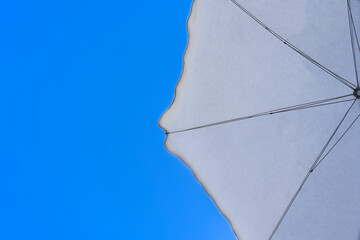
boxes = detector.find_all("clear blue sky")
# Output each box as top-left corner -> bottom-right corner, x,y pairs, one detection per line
0,0 -> 236,239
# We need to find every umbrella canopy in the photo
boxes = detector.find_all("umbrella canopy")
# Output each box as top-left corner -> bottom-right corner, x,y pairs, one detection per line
160,0 -> 360,239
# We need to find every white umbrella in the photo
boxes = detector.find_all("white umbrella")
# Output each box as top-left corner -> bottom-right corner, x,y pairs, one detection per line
159,0 -> 360,239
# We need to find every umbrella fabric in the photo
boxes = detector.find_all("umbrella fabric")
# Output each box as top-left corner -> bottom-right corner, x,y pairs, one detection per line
160,0 -> 360,239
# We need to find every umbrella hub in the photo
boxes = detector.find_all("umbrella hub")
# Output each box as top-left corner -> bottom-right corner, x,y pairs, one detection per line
354,88 -> 360,99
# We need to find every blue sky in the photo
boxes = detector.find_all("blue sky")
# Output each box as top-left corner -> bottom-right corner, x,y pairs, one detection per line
0,0 -> 235,239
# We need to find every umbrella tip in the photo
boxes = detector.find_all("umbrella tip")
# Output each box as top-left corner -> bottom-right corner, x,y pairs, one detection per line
354,88 -> 360,99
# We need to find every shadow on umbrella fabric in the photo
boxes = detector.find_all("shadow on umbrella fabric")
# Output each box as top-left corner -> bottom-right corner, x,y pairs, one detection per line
160,0 -> 360,239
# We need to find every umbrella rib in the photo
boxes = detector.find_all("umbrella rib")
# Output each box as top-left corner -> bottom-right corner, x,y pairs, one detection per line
312,112 -> 360,171
230,0 -> 356,90
348,0 -> 360,54
267,99 -> 357,240
166,94 -> 353,134
347,0 -> 360,87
